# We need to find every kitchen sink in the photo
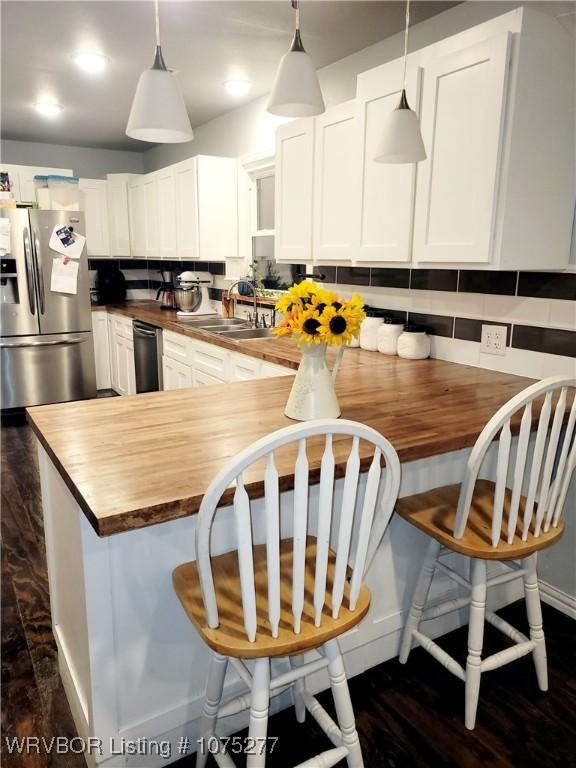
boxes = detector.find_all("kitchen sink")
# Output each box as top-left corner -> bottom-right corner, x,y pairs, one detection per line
214,328 -> 277,340
176,317 -> 250,329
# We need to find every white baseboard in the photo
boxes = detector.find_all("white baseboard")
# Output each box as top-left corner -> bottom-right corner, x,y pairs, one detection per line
539,580 -> 576,619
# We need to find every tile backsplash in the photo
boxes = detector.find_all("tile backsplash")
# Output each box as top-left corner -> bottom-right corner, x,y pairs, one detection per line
298,266 -> 575,378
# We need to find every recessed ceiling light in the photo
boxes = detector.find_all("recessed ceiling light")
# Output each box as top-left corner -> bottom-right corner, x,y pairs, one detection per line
34,102 -> 63,117
72,52 -> 108,74
224,80 -> 252,97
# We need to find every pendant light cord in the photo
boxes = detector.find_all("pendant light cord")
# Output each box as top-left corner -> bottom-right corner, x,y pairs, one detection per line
292,0 -> 300,31
155,0 -> 161,47
402,0 -> 410,90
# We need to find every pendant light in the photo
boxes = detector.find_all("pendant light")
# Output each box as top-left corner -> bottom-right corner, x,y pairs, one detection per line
126,0 -> 193,143
267,0 -> 325,118
374,0 -> 426,164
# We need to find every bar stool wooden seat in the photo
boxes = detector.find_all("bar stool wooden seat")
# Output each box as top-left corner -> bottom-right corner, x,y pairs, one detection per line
173,418 -> 401,768
397,376 -> 576,730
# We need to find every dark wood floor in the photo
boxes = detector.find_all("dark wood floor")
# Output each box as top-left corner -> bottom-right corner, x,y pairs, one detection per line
2,414 -> 575,768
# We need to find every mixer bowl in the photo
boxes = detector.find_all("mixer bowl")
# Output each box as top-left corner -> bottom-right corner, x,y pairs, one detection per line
174,284 -> 202,312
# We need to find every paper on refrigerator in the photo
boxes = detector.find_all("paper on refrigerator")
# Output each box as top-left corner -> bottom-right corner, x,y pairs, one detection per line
50,257 -> 79,294
49,225 -> 85,258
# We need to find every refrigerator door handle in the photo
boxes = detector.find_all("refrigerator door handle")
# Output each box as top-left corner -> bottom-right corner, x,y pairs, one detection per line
0,337 -> 86,349
32,229 -> 46,315
23,227 -> 36,315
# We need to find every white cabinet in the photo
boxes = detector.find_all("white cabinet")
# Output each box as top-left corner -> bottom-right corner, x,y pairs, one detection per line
229,351 -> 261,381
107,174 -> 132,257
196,156 -> 238,262
413,34 -> 511,264
92,311 -> 111,389
128,177 -> 146,257
354,63 -> 421,264
313,101 -> 357,262
143,174 -> 159,258
109,314 -> 136,396
162,356 -> 193,391
174,159 -> 199,260
79,179 -> 110,257
156,166 -> 177,261
274,119 -> 315,263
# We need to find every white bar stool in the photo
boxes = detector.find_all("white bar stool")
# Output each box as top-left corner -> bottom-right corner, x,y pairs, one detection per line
173,418 -> 401,767
396,376 -> 575,730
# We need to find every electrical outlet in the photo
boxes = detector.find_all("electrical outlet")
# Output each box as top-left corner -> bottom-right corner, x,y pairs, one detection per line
480,324 -> 507,356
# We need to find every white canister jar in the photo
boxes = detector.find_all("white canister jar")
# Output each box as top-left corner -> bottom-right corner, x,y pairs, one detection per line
359,316 -> 384,351
397,325 -> 431,360
377,318 -> 405,355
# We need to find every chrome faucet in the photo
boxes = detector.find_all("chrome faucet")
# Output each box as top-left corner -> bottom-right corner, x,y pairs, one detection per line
226,280 -> 260,328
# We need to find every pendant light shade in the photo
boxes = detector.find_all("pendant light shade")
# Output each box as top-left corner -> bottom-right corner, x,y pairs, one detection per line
374,0 -> 425,164
267,3 -> 325,118
126,3 -> 193,144
374,90 -> 426,163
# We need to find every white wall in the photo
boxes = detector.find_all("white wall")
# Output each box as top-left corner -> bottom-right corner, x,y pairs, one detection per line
143,0 -> 574,172
0,139 -> 144,178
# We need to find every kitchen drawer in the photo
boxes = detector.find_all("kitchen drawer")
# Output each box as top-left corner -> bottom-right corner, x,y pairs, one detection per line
111,314 -> 133,340
230,351 -> 261,381
260,361 -> 293,378
163,330 -> 193,364
189,338 -> 228,379
194,368 -> 225,388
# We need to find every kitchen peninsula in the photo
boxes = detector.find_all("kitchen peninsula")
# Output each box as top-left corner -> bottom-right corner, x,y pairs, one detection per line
27,343 -> 545,768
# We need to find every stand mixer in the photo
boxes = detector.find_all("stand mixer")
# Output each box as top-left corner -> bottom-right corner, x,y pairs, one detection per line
174,271 -> 214,317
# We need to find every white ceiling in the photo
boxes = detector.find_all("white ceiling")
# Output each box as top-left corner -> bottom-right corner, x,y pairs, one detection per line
1,1 -> 457,151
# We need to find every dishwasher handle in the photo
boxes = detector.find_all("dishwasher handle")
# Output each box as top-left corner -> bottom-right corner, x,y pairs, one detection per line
133,321 -> 161,338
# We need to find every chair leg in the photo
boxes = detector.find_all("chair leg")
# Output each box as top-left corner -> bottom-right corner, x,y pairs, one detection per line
465,558 -> 487,730
196,652 -> 228,768
325,638 -> 363,768
290,654 -> 306,723
399,538 -> 441,664
523,553 -> 548,692
247,657 -> 271,768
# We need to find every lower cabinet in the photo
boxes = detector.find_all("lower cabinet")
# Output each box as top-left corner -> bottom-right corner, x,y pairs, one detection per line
162,356 -> 193,391
92,312 -> 111,389
94,316 -> 292,397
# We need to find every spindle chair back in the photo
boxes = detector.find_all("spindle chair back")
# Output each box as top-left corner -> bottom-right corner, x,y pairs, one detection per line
455,375 -> 576,546
195,418 -> 401,643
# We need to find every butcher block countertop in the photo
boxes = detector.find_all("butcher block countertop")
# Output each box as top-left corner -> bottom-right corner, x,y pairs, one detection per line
92,301 -> 363,370
27,339 -> 537,536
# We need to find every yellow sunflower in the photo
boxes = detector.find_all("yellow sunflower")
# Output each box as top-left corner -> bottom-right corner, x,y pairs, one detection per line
291,307 -> 324,346
318,303 -> 363,346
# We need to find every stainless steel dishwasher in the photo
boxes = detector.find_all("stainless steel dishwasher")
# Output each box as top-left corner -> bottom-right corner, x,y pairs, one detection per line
133,320 -> 163,393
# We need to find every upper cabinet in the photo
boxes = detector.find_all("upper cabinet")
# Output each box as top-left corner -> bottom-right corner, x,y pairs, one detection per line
354,63 -> 421,264
313,100 -> 357,262
79,179 -> 110,257
128,156 -> 238,262
413,34 -> 511,264
275,8 -> 575,270
106,174 -> 132,257
275,119 -> 315,263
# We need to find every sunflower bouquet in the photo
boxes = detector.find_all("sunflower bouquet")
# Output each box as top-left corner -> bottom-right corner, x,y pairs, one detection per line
273,280 -> 365,347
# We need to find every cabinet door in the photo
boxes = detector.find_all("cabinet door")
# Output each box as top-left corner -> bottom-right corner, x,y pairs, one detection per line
275,118 -> 314,262
108,315 -> 119,392
79,179 -> 110,256
174,159 -> 199,260
125,338 -> 136,395
413,34 -> 511,264
92,312 -> 111,389
197,157 -> 238,262
355,65 -> 421,263
107,177 -> 131,257
143,174 -> 159,258
193,369 -> 223,388
114,336 -> 128,395
162,356 -> 193,390
229,351 -> 261,381
313,101 -> 357,262
156,166 -> 177,260
128,178 -> 146,257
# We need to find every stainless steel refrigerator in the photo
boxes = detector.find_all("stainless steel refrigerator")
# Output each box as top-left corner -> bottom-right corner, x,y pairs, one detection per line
0,209 -> 96,409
